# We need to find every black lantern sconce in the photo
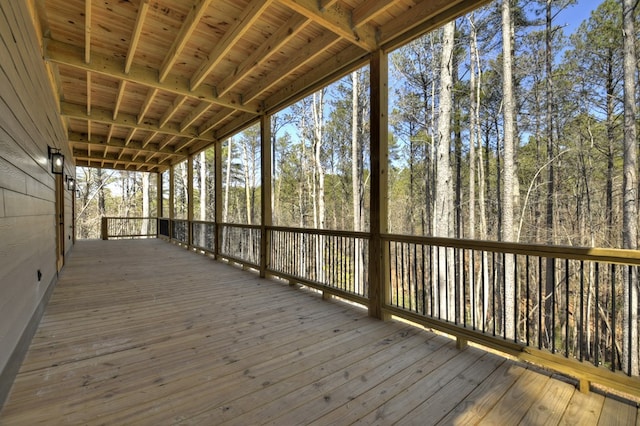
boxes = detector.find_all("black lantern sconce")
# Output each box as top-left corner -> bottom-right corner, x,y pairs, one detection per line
65,175 -> 75,191
48,146 -> 64,174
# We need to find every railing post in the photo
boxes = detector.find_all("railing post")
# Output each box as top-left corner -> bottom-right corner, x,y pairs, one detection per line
368,49 -> 390,320
101,217 -> 108,240
260,115 -> 272,278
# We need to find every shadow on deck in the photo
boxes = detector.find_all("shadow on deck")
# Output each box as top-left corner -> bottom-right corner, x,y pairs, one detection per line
1,239 -> 638,425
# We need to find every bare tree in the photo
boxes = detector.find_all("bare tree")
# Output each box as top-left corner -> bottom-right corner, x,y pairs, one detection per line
502,0 -> 517,339
434,20 -> 455,321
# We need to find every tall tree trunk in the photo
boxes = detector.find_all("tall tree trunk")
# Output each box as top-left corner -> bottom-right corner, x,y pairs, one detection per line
311,91 -> 326,230
223,138 -> 232,224
502,0 -> 516,340
200,151 -> 206,220
543,0 -> 556,348
434,20 -> 455,321
241,141 -> 252,225
622,0 -> 639,376
352,71 -> 364,293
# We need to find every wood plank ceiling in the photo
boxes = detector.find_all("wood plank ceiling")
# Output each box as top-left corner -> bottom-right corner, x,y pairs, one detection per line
36,0 -> 485,172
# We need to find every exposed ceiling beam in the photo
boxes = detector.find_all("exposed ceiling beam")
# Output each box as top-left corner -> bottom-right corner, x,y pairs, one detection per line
180,101 -> 211,132
84,0 -> 91,63
60,101 -> 215,141
159,0 -> 214,83
86,71 -> 91,115
352,0 -> 395,27
73,150 -> 163,167
159,94 -> 187,128
277,0 -> 377,51
68,132 -> 187,157
125,0 -> 150,74
113,80 -> 127,120
75,158 -> 162,172
379,0 -> 490,50
190,0 -> 274,91
216,13 -> 309,98
264,44 -> 368,113
46,39 -> 262,114
198,108 -> 235,136
243,31 -> 340,103
137,87 -> 158,124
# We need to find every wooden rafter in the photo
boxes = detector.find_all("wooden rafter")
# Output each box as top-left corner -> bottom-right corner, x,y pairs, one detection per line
216,13 -> 309,98
198,108 -> 235,136
263,43 -> 367,113
61,102 -> 214,141
277,0 -> 377,51
190,0 -> 274,90
141,131 -> 157,149
179,101 -> 210,132
159,0 -> 213,83
243,31 -> 341,103
73,150 -> 163,167
379,0 -> 490,50
124,0 -> 150,74
160,95 -> 187,128
137,87 -> 158,125
46,40 -> 262,113
352,0 -> 396,27
124,128 -> 137,146
84,0 -> 91,63
86,71 -> 91,114
113,80 -> 127,120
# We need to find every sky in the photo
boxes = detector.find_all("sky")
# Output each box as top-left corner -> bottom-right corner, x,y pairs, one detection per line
556,0 -> 601,34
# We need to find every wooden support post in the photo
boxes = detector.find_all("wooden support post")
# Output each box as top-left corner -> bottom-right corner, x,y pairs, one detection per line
156,171 -> 163,236
214,140 -> 222,259
579,378 -> 591,394
169,166 -> 174,240
368,49 -> 390,320
101,217 -> 108,240
456,337 -> 468,350
260,115 -> 272,278
187,155 -> 194,247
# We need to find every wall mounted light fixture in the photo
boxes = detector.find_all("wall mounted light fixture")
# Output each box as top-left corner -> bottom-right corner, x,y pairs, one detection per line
65,175 -> 75,191
48,146 -> 64,174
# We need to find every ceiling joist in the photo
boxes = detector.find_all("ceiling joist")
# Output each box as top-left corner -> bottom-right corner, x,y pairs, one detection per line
277,0 -> 377,51
190,0 -> 274,91
60,101 -> 215,142
125,0 -> 150,74
45,39 -> 262,114
159,0 -> 214,83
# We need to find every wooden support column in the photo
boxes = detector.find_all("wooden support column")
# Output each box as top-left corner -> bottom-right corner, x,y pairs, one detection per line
260,115 -> 272,278
214,140 -> 223,259
157,171 -> 162,236
368,49 -> 390,320
187,155 -> 194,247
169,165 -> 175,240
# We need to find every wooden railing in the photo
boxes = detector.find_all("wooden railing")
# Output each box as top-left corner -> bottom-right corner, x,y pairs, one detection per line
99,216 -> 640,397
100,217 -> 157,240
268,226 -> 369,305
382,234 -> 640,397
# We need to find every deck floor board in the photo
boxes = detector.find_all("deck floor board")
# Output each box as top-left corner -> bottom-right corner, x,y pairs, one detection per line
1,239 -> 638,425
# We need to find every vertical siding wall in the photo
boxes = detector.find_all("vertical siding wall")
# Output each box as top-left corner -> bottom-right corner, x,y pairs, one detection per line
0,0 -> 73,405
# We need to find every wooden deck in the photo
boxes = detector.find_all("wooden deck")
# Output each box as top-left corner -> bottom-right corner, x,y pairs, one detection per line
1,240 -> 638,425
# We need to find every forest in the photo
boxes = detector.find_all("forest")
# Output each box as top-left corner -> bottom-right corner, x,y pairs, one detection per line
75,0 -> 639,375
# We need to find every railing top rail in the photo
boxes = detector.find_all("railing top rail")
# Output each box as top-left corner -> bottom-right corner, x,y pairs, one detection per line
268,225 -> 370,239
103,216 -> 158,220
383,233 -> 640,266
218,222 -> 262,230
